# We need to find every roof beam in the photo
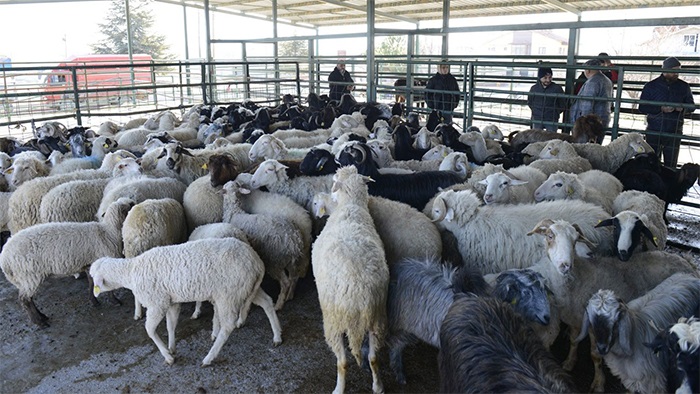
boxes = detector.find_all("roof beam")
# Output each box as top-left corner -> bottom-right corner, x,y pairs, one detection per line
317,0 -> 419,24
541,0 -> 581,16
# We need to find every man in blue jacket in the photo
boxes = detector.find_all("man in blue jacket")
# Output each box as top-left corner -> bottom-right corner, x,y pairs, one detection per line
639,57 -> 696,168
527,66 -> 566,132
425,60 -> 461,124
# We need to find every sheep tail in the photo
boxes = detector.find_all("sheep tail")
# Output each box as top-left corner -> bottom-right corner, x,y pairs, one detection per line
347,330 -> 365,367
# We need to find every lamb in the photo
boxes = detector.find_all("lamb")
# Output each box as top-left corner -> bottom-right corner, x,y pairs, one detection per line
438,293 -> 575,393
458,131 -> 505,163
0,198 -> 134,327
312,192 -> 442,265
387,258 -> 552,385
122,198 -> 189,320
527,139 -> 593,175
524,132 -> 653,174
576,274 -> 700,394
428,189 -> 613,274
509,114 -> 605,152
596,190 -> 668,261
5,154 -> 50,190
249,159 -> 334,211
311,166 -> 389,394
527,219 -> 699,392
222,179 -> 306,311
534,170 -> 619,213
478,165 -> 547,205
89,237 -> 283,366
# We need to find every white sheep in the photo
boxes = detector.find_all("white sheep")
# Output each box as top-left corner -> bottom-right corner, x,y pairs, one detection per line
271,127 -> 333,149
122,198 -> 188,320
250,159 -> 334,211
527,139 -> 593,175
534,170 -> 618,213
5,154 -> 50,190
311,166 -> 389,394
478,165 -> 546,205
428,189 -> 613,274
96,175 -> 187,220
0,198 -> 134,327
366,139 -> 449,173
481,124 -> 504,141
458,131 -> 504,163
312,192 -> 442,265
90,237 -> 282,366
222,179 -> 306,311
523,133 -> 653,174
438,152 -> 470,180
248,134 -> 316,161
39,157 -> 143,224
412,127 -> 441,150
577,274 -> 700,394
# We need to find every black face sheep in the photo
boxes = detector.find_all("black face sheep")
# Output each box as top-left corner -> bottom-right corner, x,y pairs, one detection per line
645,317 -> 700,394
438,293 -> 576,393
299,148 -> 338,176
576,274 -> 700,394
0,197 -> 134,327
90,237 -> 282,366
311,166 -> 389,394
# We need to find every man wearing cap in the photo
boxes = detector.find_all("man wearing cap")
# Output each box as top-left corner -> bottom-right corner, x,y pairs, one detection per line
570,58 -> 613,140
527,66 -> 566,132
425,61 -> 461,124
328,61 -> 354,101
639,57 -> 695,168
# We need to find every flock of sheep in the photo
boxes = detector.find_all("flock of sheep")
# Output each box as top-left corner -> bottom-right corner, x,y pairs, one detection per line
0,96 -> 698,393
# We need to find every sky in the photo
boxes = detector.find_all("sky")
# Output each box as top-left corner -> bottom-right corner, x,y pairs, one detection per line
0,2 -> 698,64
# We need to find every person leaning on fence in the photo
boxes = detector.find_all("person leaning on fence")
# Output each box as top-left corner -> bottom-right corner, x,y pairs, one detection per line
527,66 -> 566,133
328,61 -> 354,101
425,60 -> 461,124
570,59 -> 613,142
638,57 -> 696,168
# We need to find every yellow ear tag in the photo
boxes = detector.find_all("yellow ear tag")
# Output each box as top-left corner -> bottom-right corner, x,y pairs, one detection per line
318,164 -> 324,171
319,206 -> 326,216
566,187 -> 574,195
653,236 -> 658,242
5,168 -> 13,174
511,298 -> 518,305
201,163 -> 208,170
93,285 -> 101,296
103,143 -> 109,149
115,156 -> 122,161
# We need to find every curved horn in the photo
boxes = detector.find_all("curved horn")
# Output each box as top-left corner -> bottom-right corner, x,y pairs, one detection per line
431,197 -> 447,223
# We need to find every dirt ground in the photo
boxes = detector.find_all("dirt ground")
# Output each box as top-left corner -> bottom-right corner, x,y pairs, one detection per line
1,206 -> 698,394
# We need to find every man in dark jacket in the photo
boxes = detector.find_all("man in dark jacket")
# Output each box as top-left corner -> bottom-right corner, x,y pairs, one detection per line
527,66 -> 566,132
639,57 -> 696,168
328,61 -> 354,101
425,61 -> 461,124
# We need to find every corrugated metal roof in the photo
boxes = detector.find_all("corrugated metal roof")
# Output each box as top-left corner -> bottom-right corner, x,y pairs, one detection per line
192,0 -> 700,27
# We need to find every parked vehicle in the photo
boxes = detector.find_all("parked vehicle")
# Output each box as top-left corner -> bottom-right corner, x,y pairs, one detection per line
43,54 -> 154,109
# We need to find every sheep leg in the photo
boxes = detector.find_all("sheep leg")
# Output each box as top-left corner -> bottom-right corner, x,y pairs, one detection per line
144,308 -> 174,365
211,303 -> 220,341
20,296 -> 49,328
388,335 -> 410,385
368,331 -> 384,394
274,276 -> 292,311
166,304 -> 181,354
589,336 -> 606,393
251,288 -> 283,346
236,285 -> 259,329
134,297 -> 143,320
191,301 -> 203,320
562,329 -> 579,371
202,303 -> 234,367
328,332 -> 347,394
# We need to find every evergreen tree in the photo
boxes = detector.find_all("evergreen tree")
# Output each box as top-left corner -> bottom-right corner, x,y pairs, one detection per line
91,0 -> 173,59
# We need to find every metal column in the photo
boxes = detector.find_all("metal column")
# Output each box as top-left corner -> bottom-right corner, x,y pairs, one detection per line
366,0 -> 376,102
273,0 -> 280,104
441,0 -> 450,57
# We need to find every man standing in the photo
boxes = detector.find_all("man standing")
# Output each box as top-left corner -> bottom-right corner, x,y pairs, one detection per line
328,61 -> 354,101
570,59 -> 613,140
425,60 -> 461,124
527,66 -> 566,132
639,57 -> 696,168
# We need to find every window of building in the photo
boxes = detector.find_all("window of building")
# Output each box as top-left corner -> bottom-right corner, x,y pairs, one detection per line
683,34 -> 697,48
538,47 -> 547,55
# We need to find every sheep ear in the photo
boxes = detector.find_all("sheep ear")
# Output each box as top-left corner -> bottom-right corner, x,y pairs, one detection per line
527,219 -> 554,236
573,224 -> 597,249
93,275 -> 104,297
274,162 -> 289,171
444,207 -> 455,222
574,310 -> 590,343
180,147 -> 194,157
477,179 -> 488,186
510,179 -> 528,186
271,138 -> 284,156
595,218 -> 614,228
616,303 -> 634,356
157,148 -> 167,159
639,224 -> 658,247
239,187 -> 251,195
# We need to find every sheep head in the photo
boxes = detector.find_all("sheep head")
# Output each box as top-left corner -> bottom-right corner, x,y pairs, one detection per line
249,134 -> 287,161
595,211 -> 657,262
331,166 -> 371,205
527,219 -> 595,275
493,269 -> 551,326
422,145 -> 453,161
478,172 -> 528,205
481,124 -> 504,141
576,289 -> 631,357
250,159 -> 288,189
534,171 -> 578,202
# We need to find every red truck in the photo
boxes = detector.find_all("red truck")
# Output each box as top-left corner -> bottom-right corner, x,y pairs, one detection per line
44,54 -> 154,109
